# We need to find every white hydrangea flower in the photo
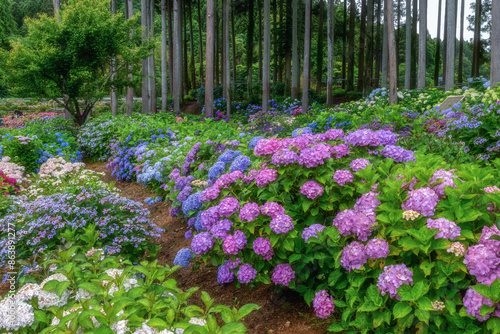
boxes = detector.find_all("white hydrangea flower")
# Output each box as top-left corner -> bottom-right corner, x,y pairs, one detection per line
15,283 -> 41,302
111,320 -> 130,334
188,318 -> 207,326
74,288 -> 95,302
0,296 -> 35,331
38,273 -> 70,309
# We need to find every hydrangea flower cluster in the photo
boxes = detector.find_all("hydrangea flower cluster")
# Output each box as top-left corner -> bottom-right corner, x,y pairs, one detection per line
298,144 -> 331,168
350,158 -> 371,172
429,169 -> 459,197
300,181 -> 324,199
145,196 -> 162,206
345,129 -> 381,146
312,290 -> 335,319
380,145 -> 416,163
218,197 -> 240,217
253,237 -> 274,260
209,219 -> 233,239
271,263 -> 295,286
248,136 -> 265,149
191,232 -> 214,254
222,230 -> 247,255
463,287 -> 496,321
237,264 -> 257,283
301,224 -> 326,243
229,155 -> 251,173
401,187 -> 440,217
292,127 -> 314,137
239,202 -> 260,222
330,144 -> 350,158
217,265 -> 234,284
255,168 -> 278,187
333,170 -> 354,186
271,149 -> 299,166
364,238 -> 390,259
333,209 -> 376,242
426,218 -> 460,240
218,149 -> 241,164
341,241 -> 368,272
173,248 -> 192,268
270,214 -> 294,234
377,264 -> 414,299
254,138 -> 282,156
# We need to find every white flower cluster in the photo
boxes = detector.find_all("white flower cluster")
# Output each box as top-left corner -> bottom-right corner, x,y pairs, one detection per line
103,268 -> 139,296
0,296 -> 35,331
38,273 -> 71,309
0,156 -> 29,183
38,157 -> 84,178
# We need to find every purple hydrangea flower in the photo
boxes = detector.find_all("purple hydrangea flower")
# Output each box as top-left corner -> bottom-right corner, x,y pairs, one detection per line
345,129 -> 380,147
261,202 -> 285,218
290,135 -> 315,149
182,192 -> 202,215
255,169 -> 278,187
464,244 -> 500,285
333,170 -> 354,187
312,290 -> 335,319
177,185 -> 192,202
302,224 -> 326,243
380,145 -> 416,163
225,258 -> 242,269
300,181 -> 325,199
222,230 -> 247,255
200,186 -> 221,202
330,144 -> 350,158
254,138 -> 282,156
292,127 -> 314,138
341,241 -> 368,272
353,191 -> 381,220
375,130 -> 398,145
427,218 -> 460,240
218,150 -> 241,164
218,197 -> 240,217
237,264 -> 257,283
253,237 -> 274,260
365,238 -> 390,259
200,206 -> 220,230
298,144 -> 331,168
170,206 -> 181,218
184,230 -> 193,240
210,219 -> 234,239
333,209 -> 375,241
377,264 -> 413,299
173,248 -> 192,268
191,232 -> 214,254
217,265 -> 234,284
324,129 -> 345,141
479,225 -> 500,248
271,263 -> 295,286
350,159 -> 371,172
429,169 -> 459,197
242,169 -> 258,184
401,187 -> 440,217
270,214 -> 294,234
239,203 -> 260,222
463,287 -> 495,321
271,149 -> 300,166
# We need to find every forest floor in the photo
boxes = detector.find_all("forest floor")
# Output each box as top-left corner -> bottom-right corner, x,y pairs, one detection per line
85,162 -> 330,334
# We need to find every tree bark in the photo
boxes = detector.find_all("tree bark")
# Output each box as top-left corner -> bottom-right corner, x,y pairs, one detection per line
215,7 -> 219,86
417,0 -> 426,89
364,0 -> 374,95
396,0 -> 401,86
342,0 -> 347,89
347,0 -> 356,91
284,0 -> 292,95
381,3 -> 388,88
434,0 -> 442,86
316,0 -> 324,93
110,0 -> 118,116
445,0 -> 456,91
173,0 -> 181,112
458,0 -> 464,84
189,0 -> 196,90
197,0 -> 204,86
161,0 -> 168,112
278,0 -> 284,83
491,0 -> 500,87
52,0 -> 60,17
302,0 -> 311,111
273,0 -> 277,84
259,1 -> 263,82
231,7 -> 237,94
291,0 -> 299,98
149,0 -> 156,113
205,0 -> 215,117
410,0 -> 417,89
141,0 -> 150,114
472,0 -> 481,77
404,0 -> 411,89
263,0 -> 271,111
357,0 -> 367,92
168,0 -> 174,93
247,0 -> 255,99
183,1 -> 190,95
223,0 -> 231,114
443,2 -> 447,82
374,0 -> 382,88
386,0 -> 397,105
126,0 -> 134,116
326,0 -> 334,107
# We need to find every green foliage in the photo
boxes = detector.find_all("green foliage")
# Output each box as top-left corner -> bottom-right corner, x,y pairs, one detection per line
3,134 -> 42,173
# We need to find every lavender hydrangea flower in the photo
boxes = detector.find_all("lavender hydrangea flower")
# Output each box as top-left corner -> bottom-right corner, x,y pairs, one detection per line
427,218 -> 460,240
177,185 -> 192,202
248,136 -> 265,149
401,187 -> 439,217
429,169 -> 459,197
302,224 -> 325,243
225,258 -> 242,269
218,150 -> 241,164
365,238 -> 390,259
330,144 -> 350,158
173,248 -> 192,268
218,197 -> 240,217
377,264 -> 413,299
184,230 -> 193,240
380,145 -> 416,163
182,192 -> 202,215
345,129 -> 380,147
271,149 -> 299,166
271,263 -> 295,286
353,191 -> 381,219
210,219 -> 234,239
255,168 -> 278,187
254,138 -> 282,156
229,155 -> 252,173
479,225 -> 500,248
341,241 -> 368,272
464,244 -> 500,285
290,134 -> 315,149
237,264 -> 257,283
375,130 -> 398,145
253,237 -> 274,260
333,170 -> 354,187
200,186 -> 221,202
270,214 -> 294,234
170,206 -> 181,218
217,265 -> 234,284
292,127 -> 314,137
300,181 -> 325,199
261,202 -> 285,218
298,144 -> 331,168
239,203 -> 260,222
208,162 -> 226,180
312,290 -> 335,319
463,287 -> 495,321
324,129 -> 345,141
169,168 -> 181,181
350,159 -> 371,172
191,232 -> 214,254
222,230 -> 247,255
200,206 -> 220,230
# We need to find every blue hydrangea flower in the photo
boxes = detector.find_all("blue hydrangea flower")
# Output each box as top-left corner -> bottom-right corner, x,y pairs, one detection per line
229,155 -> 251,173
248,136 -> 265,149
173,248 -> 192,268
208,162 -> 226,180
182,192 -> 203,215
292,127 -> 313,138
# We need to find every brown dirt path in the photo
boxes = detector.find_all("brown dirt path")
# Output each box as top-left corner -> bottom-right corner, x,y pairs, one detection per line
86,162 -> 330,334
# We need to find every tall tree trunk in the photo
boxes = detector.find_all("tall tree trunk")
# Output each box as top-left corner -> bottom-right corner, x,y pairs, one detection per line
326,0 -> 334,107
141,0 -> 150,114
386,0 -> 397,104
417,0 -> 426,88
52,0 -> 60,15
443,3 -> 448,83
149,0 -> 156,113
284,0 -> 292,95
434,0 -> 442,86
215,7 -> 219,86
231,7 -> 237,94
291,0 -> 299,98
445,0 -> 456,91
173,0 -> 181,112
247,0 -> 255,99
492,0 -> 500,87
347,0 -> 356,91
273,0 -> 277,84
410,0 -> 417,89
126,0 -> 134,116
357,0 -> 367,92
110,0 -> 118,115
396,0 -> 401,87
316,0 -> 324,93
364,0 -> 374,95
223,0 -> 231,114
197,0 -> 204,86
302,0 -> 311,111
205,0 -> 215,117
342,0 -> 347,89
381,3 -> 388,88
161,0 -> 168,112
263,0 -> 271,111
183,1 -> 190,95
458,0 -> 464,84
168,0 -> 174,93
404,0 -> 411,89
472,0 -> 481,77
278,0 -> 284,83
374,0 -> 382,88
189,0 -> 196,90
259,1 -> 263,82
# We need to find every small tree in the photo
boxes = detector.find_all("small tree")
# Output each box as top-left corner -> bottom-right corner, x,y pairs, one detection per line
7,0 -> 148,126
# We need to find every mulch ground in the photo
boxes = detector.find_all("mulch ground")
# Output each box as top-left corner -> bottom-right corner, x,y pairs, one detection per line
86,162 -> 330,334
